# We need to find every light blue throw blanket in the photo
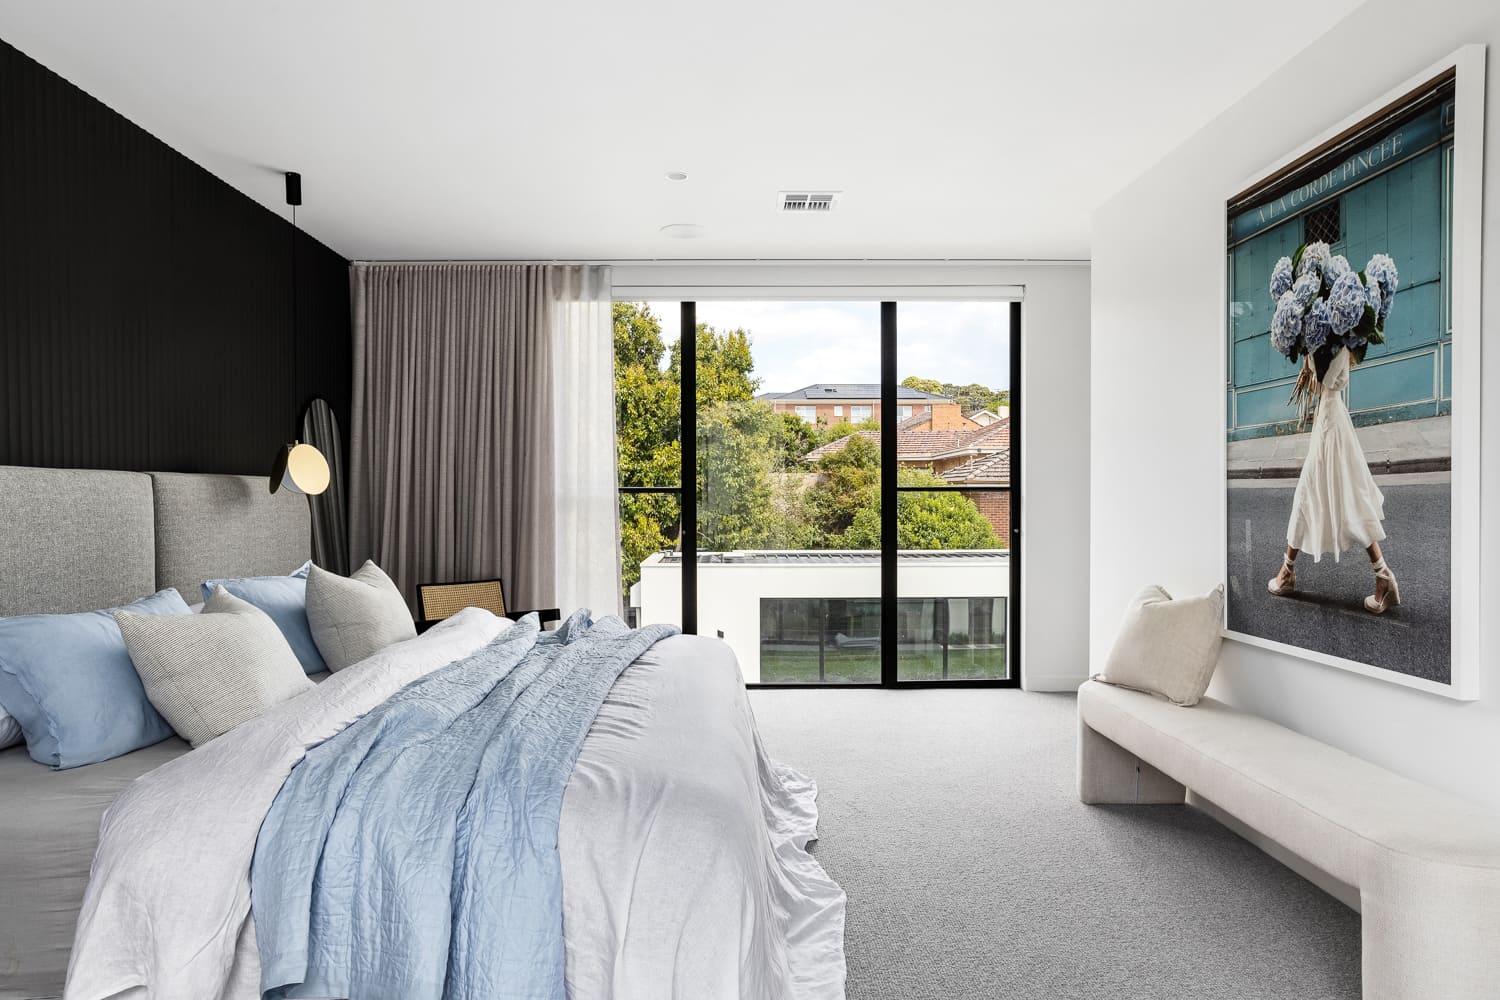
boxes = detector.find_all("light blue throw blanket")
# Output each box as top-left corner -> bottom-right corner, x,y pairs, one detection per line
250,611 -> 678,1000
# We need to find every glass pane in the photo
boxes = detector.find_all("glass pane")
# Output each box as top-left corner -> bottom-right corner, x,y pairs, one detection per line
896,300 -> 1012,682
614,301 -> 680,488
615,299 -> 682,628
693,301 -> 881,684
895,488 -> 1010,680
620,491 -> 680,629
759,597 -> 881,684
896,592 -> 1008,681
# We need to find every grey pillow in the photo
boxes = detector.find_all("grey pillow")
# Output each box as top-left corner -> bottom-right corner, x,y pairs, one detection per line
1095,584 -> 1225,707
305,561 -> 416,672
116,587 -> 315,747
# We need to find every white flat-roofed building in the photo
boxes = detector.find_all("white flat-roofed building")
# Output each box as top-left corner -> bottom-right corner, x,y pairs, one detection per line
630,550 -> 1009,683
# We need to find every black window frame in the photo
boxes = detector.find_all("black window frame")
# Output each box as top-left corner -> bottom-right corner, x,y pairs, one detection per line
618,298 -> 1021,689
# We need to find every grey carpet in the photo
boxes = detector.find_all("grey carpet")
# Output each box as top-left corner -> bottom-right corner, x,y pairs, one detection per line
749,688 -> 1361,1000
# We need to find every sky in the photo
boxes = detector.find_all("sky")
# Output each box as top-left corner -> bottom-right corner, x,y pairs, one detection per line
643,300 -> 1011,395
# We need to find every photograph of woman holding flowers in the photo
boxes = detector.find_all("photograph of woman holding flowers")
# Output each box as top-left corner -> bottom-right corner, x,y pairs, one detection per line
1225,80 -> 1455,685
1263,244 -> 1403,613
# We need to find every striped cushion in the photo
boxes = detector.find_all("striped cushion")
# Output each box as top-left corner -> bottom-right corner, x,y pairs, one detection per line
306,561 -> 417,672
116,587 -> 314,747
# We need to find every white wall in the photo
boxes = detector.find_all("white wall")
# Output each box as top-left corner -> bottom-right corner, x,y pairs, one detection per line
613,261 -> 1092,692
1012,265 -> 1094,691
1091,0 -> 1500,806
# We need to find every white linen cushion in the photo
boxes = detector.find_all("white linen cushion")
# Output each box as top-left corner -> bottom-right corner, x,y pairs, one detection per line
1096,583 -> 1224,706
116,587 -> 314,747
305,560 -> 417,672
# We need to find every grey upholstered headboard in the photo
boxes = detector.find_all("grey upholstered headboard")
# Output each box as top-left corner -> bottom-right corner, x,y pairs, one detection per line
0,466 -> 311,616
148,472 -> 311,601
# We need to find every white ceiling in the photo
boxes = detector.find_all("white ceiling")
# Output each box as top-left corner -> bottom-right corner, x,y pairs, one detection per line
0,0 -> 1363,261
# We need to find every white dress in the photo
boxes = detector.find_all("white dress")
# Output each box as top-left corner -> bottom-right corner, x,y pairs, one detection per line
1285,347 -> 1386,560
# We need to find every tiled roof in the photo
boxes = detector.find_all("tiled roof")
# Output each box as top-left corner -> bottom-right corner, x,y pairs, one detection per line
803,417 -> 1009,464
899,429 -> 981,455
757,383 -> 952,402
963,419 -> 1010,449
803,430 -> 877,462
940,450 -> 1011,484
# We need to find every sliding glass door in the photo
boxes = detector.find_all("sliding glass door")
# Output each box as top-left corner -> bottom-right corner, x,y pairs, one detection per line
615,302 -> 683,628
614,298 -> 1019,688
694,301 -> 883,684
894,302 -> 1015,682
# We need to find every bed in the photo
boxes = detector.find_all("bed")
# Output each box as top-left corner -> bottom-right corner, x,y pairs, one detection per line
0,736 -> 189,997
0,465 -> 845,1000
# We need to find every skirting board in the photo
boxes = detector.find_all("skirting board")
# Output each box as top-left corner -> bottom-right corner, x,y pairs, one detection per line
1187,790 -> 1361,913
1022,671 -> 1091,693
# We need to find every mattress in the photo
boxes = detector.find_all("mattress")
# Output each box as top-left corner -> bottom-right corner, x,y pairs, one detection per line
0,739 -> 191,1000
0,671 -> 335,999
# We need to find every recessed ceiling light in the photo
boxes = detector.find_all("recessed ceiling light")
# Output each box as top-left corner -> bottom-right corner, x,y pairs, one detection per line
665,170 -> 689,182
659,223 -> 705,239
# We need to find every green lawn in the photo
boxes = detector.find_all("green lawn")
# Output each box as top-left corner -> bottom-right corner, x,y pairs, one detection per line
758,645 -> 1007,684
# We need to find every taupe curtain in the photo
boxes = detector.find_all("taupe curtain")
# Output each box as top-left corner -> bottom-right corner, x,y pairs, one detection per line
348,263 -> 618,615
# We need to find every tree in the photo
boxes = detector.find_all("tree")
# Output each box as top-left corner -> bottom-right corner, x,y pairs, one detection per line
698,400 -> 777,551
901,375 -> 1009,416
900,376 -> 946,397
614,303 -> 680,600
618,491 -> 679,600
815,418 -> 876,447
671,324 -> 759,405
615,305 -> 1005,607
614,306 -> 803,598
803,433 -> 879,539
772,412 -> 821,471
803,439 -> 1001,551
614,303 -> 678,488
842,468 -> 1003,550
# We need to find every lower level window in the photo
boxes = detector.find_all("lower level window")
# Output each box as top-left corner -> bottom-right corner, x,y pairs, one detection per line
759,596 -> 1006,683
760,598 -> 882,684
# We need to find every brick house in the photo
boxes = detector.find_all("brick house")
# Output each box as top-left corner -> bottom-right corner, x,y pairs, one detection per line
757,383 -> 972,430
802,418 -> 1011,541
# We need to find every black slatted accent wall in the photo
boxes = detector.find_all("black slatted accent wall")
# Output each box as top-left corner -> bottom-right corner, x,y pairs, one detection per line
0,37 -> 351,475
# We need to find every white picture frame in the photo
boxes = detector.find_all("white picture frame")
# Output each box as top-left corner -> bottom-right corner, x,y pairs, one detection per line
1220,44 -> 1485,701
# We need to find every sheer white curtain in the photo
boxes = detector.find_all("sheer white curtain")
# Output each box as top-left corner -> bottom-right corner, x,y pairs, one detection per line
547,266 -> 622,615
349,263 -> 620,617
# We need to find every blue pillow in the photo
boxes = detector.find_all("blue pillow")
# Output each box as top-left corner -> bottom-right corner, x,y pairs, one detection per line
0,588 -> 190,769
202,562 -> 326,675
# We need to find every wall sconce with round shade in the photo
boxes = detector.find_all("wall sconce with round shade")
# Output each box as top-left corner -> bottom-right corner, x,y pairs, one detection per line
270,169 -> 329,495
270,441 -> 330,495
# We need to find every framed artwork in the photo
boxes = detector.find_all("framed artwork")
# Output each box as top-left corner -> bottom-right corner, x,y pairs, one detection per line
1221,46 -> 1485,700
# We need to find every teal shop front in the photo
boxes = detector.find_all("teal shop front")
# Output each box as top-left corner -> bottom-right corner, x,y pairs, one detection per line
1226,93 -> 1454,441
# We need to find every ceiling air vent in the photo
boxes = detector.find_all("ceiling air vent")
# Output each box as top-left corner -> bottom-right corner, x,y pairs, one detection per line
779,191 -> 839,213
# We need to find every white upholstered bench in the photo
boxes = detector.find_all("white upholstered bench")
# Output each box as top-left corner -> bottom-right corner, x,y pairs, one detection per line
1077,679 -> 1500,1000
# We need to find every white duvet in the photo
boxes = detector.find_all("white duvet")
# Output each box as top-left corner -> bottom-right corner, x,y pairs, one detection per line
65,609 -> 845,1000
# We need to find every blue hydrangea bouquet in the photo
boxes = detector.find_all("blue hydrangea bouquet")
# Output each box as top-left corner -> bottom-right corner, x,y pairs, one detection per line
1268,242 -> 1398,372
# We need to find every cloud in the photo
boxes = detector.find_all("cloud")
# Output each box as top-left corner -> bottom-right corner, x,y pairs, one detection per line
897,302 -> 1011,389
647,300 -> 1009,393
